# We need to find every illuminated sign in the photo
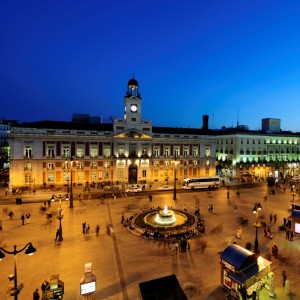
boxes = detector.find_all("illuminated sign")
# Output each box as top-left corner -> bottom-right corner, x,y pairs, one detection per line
80,281 -> 96,295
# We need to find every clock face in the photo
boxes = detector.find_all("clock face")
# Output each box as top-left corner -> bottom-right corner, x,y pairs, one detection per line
131,104 -> 137,112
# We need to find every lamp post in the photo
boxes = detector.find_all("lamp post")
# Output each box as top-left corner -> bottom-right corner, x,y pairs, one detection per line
252,202 -> 262,254
171,156 -> 180,200
65,157 -> 78,208
51,194 -> 69,241
0,243 -> 36,299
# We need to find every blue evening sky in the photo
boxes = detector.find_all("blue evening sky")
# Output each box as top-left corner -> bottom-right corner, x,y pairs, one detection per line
1,1 -> 300,131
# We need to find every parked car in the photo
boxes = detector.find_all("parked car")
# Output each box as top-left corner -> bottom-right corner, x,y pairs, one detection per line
157,185 -> 173,191
125,185 -> 142,193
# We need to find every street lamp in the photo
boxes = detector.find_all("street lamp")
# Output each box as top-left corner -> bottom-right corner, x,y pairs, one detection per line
171,156 -> 180,200
252,202 -> 262,254
51,194 -> 69,241
65,157 -> 78,208
0,243 -> 36,299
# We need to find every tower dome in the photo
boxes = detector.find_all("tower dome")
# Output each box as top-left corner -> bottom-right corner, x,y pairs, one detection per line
126,77 -> 140,98
128,78 -> 139,89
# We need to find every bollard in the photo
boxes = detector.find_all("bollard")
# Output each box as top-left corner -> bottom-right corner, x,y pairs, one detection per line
285,279 -> 290,295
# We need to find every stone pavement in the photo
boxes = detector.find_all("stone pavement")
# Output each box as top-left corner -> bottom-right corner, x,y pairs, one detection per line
0,184 -> 299,299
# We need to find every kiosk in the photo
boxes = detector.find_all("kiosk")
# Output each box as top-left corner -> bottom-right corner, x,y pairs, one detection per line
220,244 -> 273,298
44,274 -> 64,299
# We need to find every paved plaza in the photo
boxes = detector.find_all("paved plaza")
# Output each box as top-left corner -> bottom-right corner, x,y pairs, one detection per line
0,183 -> 300,300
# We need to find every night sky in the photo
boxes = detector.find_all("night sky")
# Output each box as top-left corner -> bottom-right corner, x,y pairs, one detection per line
1,1 -> 300,131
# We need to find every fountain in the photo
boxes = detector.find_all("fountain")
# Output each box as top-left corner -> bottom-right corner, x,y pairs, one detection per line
155,205 -> 176,225
141,205 -> 190,228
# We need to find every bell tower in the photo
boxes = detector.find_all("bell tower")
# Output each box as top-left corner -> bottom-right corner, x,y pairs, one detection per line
124,77 -> 142,124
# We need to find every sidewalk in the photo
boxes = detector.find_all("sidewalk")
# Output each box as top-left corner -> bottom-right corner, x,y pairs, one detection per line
0,184 -> 299,299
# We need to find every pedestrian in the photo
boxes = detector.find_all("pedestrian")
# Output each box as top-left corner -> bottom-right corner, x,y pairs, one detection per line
281,270 -> 287,287
85,224 -> 90,234
21,214 -> 25,225
283,217 -> 287,227
289,230 -> 294,241
95,224 -> 100,237
269,213 -> 273,223
48,200 -> 51,207
33,288 -> 40,300
210,204 -> 213,213
274,214 -> 277,223
41,280 -> 49,296
121,213 -> 125,224
236,227 -> 242,239
208,204 -> 211,212
82,221 -> 86,234
54,229 -> 59,241
26,213 -> 31,224
264,227 -> 267,237
286,228 -> 290,240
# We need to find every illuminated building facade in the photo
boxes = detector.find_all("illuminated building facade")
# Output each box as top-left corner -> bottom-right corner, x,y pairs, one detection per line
215,122 -> 300,180
9,78 -> 217,189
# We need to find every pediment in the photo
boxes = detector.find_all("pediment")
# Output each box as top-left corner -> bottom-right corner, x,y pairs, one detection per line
114,129 -> 152,139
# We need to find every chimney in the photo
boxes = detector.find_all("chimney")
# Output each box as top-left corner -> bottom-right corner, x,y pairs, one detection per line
202,115 -> 209,130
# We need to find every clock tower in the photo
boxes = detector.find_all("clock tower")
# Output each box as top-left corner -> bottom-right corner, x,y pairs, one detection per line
124,77 -> 142,124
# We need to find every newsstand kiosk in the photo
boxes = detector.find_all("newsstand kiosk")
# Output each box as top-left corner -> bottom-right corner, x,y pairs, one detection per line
220,244 -> 273,299
44,274 -> 64,299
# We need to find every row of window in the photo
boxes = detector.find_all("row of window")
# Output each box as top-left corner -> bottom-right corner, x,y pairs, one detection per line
23,145 -> 211,159
24,159 -> 211,171
218,138 -> 299,145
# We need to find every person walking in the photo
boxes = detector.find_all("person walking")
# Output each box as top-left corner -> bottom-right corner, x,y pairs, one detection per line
274,214 -> 277,223
269,213 -> 273,223
33,288 -> 40,300
41,280 -> 49,297
82,221 -> 86,234
210,204 -> 213,213
289,230 -> 294,241
95,224 -> 100,237
285,228 -> 290,240
21,214 -> 25,225
282,270 -> 287,287
26,213 -> 31,224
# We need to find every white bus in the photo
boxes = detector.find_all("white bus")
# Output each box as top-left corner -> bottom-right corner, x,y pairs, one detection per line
182,176 -> 220,189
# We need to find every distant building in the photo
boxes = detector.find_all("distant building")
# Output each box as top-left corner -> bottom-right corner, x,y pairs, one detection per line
0,119 -> 19,169
261,118 -> 281,133
215,119 -> 300,180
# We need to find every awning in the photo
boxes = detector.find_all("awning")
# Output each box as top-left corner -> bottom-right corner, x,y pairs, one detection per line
228,263 -> 259,284
220,244 -> 257,269
292,209 -> 300,218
